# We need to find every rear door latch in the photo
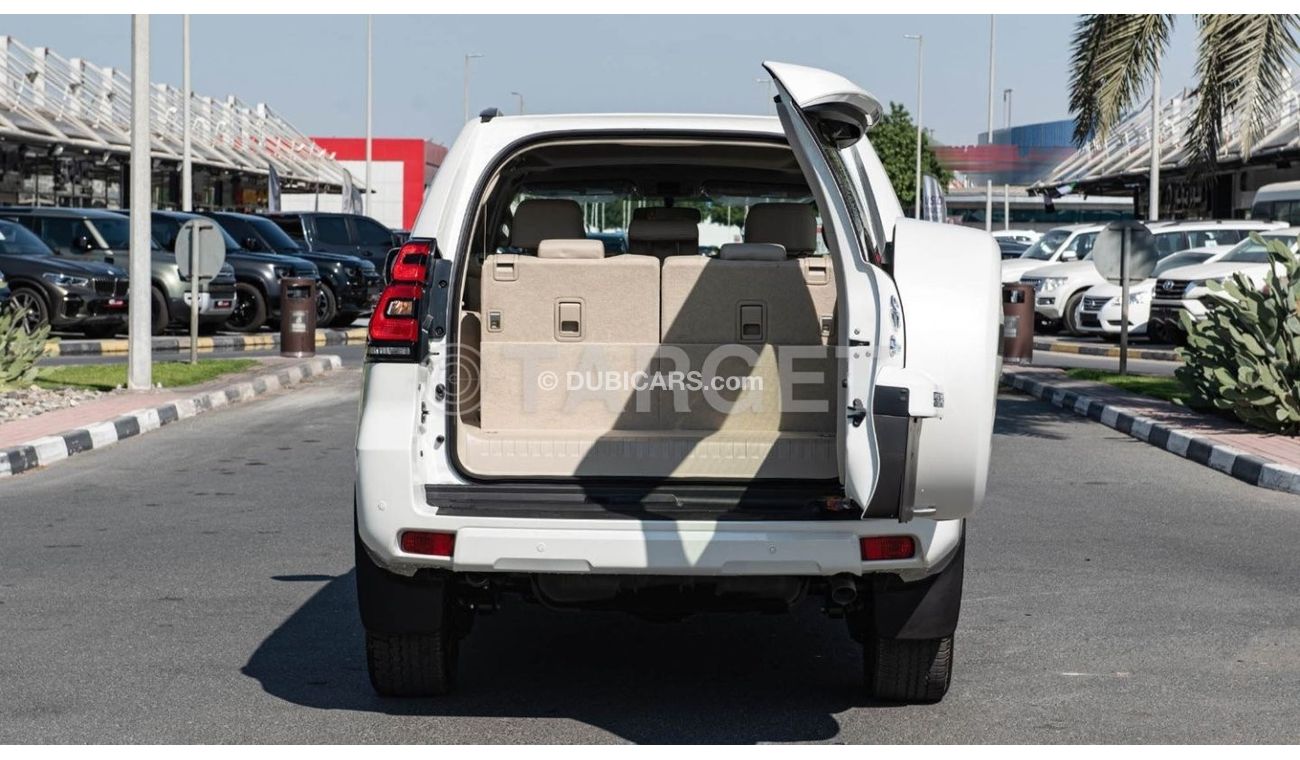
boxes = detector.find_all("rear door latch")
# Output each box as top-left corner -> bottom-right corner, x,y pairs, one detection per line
847,398 -> 868,427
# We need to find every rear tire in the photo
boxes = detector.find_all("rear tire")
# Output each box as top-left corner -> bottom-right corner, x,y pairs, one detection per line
150,287 -> 170,336
864,635 -> 954,704
365,630 -> 458,698
1062,292 -> 1085,336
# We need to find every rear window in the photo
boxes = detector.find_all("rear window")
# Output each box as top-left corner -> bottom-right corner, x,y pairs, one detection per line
270,216 -> 306,241
354,216 -> 394,246
314,216 -> 352,245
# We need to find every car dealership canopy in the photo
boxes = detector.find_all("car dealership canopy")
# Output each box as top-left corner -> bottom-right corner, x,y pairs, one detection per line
0,35 -> 356,207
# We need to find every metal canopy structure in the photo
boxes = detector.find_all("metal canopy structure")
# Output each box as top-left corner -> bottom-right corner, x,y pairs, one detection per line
0,35 -> 353,192
1037,69 -> 1300,197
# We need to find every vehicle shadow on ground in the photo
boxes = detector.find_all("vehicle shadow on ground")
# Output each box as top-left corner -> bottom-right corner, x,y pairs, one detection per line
243,571 -> 887,743
993,393 -> 1071,441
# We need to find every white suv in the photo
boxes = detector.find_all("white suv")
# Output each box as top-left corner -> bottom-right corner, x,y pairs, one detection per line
1000,223 -> 1103,284
1072,246 -> 1232,338
1148,227 -> 1300,341
1020,220 -> 1280,335
354,62 -> 1001,703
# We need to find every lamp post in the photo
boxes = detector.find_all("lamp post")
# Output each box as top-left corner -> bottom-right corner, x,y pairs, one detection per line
984,15 -> 996,233
128,14 -> 151,390
463,53 -> 483,123
1003,87 -> 1012,230
1149,66 -> 1160,221
181,15 -> 191,213
365,15 -> 373,216
510,90 -> 525,115
755,77 -> 774,112
904,34 -> 923,219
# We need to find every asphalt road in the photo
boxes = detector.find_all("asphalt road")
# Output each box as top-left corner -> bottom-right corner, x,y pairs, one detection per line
2,369 -> 1298,743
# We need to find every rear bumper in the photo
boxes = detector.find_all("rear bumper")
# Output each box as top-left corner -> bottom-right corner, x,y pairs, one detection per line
356,485 -> 963,582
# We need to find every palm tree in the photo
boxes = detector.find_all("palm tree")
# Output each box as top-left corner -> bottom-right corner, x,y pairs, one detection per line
1069,14 -> 1300,165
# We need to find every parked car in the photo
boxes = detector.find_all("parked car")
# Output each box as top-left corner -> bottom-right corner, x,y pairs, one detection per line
0,206 -> 236,335
995,237 -> 1029,259
355,61 -> 1002,703
1073,245 -> 1233,340
0,218 -> 128,337
1020,220 -> 1283,334
1000,223 -> 1104,283
148,211 -> 319,334
991,229 -> 1041,244
261,211 -> 400,266
201,211 -> 381,327
1250,180 -> 1300,226
1148,227 -> 1300,342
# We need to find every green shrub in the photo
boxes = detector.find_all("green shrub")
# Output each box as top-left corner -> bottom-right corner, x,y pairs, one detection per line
1176,233 -> 1300,434
0,306 -> 51,390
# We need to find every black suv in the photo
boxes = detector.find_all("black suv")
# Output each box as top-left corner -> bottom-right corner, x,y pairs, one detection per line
149,211 -> 319,333
203,211 -> 382,327
262,212 -> 399,266
0,206 -> 240,335
0,218 -> 129,337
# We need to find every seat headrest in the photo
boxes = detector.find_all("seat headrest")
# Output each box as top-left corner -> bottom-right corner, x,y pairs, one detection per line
632,206 -> 701,223
510,199 -> 585,250
537,239 -> 604,259
743,202 -> 817,254
627,219 -> 698,243
717,243 -> 787,261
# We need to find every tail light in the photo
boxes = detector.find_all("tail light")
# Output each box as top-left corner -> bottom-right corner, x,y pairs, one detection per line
367,239 -> 435,362
860,535 -> 916,561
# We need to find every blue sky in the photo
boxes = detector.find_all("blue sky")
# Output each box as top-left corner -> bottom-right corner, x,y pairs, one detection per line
2,14 -> 1200,146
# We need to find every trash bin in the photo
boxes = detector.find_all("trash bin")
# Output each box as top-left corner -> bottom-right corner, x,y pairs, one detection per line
1002,282 -> 1034,365
280,277 -> 317,358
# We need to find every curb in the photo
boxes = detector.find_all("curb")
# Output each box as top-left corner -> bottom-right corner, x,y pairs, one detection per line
0,355 -> 343,479
44,328 -> 368,358
1001,369 -> 1300,496
1033,338 -> 1179,363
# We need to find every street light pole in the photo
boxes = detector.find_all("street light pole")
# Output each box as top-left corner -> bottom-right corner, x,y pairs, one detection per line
1003,87 -> 1012,230
755,77 -> 773,112
463,53 -> 483,123
905,34 -> 923,219
128,14 -> 151,390
511,90 -> 524,115
181,15 -> 191,213
984,15 -> 996,233
1148,64 -> 1161,221
365,15 -> 372,216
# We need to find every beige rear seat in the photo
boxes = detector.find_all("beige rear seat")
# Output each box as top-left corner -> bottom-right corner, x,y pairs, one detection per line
478,236 -> 660,432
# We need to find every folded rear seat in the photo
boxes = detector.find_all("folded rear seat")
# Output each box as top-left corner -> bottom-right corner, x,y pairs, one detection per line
659,240 -> 837,436
478,238 -> 660,432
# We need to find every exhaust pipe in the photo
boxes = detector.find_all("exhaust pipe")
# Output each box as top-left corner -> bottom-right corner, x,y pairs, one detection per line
828,574 -> 858,606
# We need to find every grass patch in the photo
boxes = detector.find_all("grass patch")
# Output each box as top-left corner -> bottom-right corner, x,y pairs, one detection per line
35,359 -> 260,392
1064,368 -> 1189,404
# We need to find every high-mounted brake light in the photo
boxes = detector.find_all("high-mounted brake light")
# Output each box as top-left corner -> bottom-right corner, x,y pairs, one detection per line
390,239 -> 433,284
399,530 -> 455,557
860,536 -> 916,561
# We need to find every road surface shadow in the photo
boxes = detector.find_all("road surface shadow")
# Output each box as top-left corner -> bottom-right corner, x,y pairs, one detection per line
993,394 -> 1071,440
243,571 -> 882,743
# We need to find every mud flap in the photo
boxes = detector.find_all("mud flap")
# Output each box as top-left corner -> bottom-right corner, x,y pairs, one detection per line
868,528 -> 964,640
355,526 -> 450,635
